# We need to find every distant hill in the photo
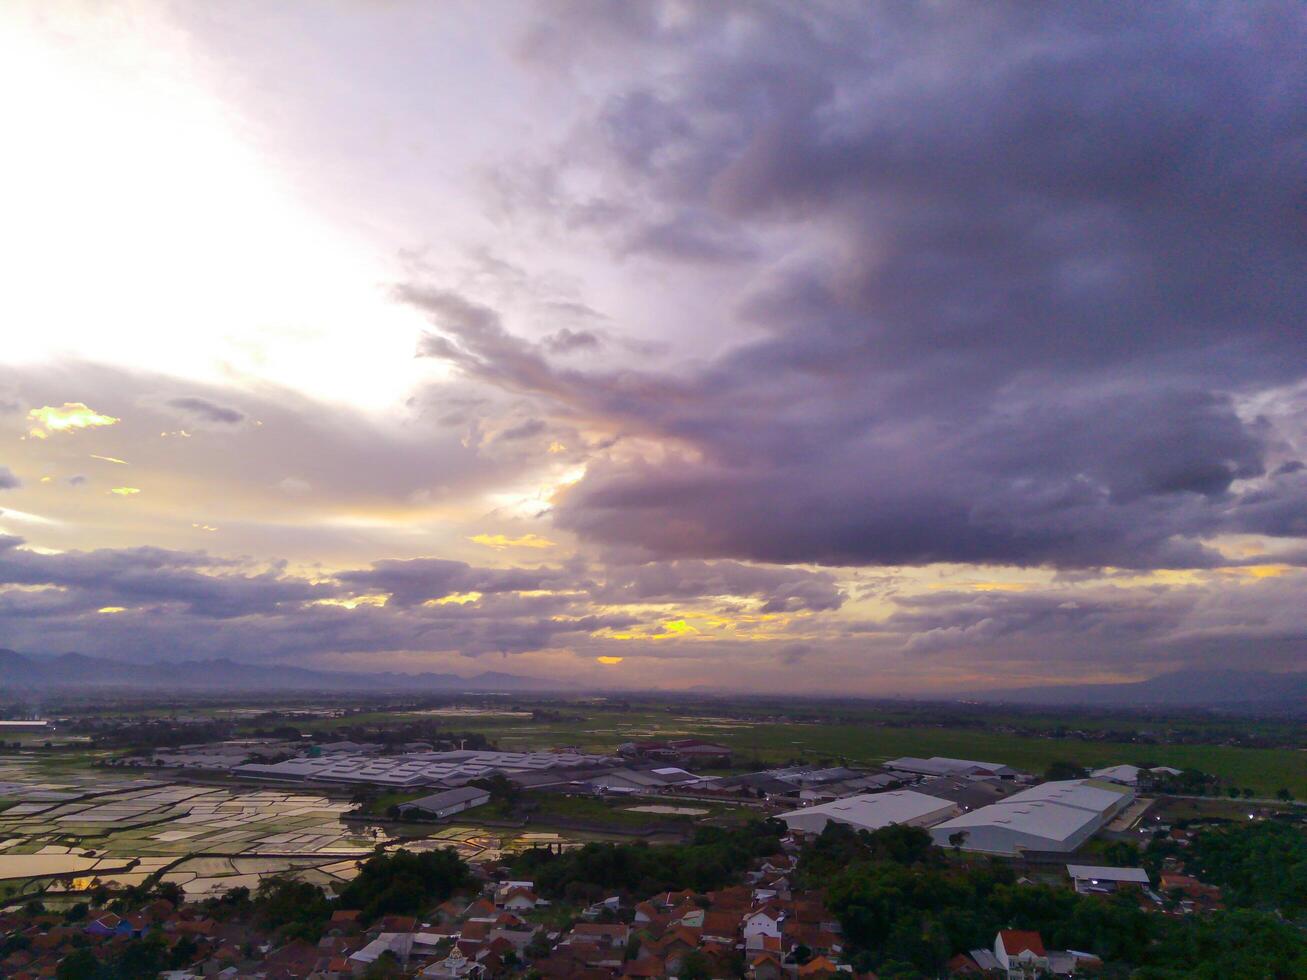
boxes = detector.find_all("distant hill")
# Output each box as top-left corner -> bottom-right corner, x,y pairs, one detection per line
971,668 -> 1307,707
0,649 -> 561,693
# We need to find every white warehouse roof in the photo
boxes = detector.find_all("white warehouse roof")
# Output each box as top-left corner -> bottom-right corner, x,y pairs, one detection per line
1090,764 -> 1141,785
929,779 -> 1133,856
779,790 -> 959,834
883,756 -> 1016,778
234,749 -> 615,788
1001,779 -> 1133,812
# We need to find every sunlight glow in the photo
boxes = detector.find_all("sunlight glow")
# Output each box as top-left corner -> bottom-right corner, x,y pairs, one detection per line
312,595 -> 389,610
0,7 -> 431,411
426,592 -> 483,606
469,533 -> 556,550
26,403 -> 119,439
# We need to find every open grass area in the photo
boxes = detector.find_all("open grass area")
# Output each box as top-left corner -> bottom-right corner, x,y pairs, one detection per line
356,790 -> 427,817
521,794 -> 752,833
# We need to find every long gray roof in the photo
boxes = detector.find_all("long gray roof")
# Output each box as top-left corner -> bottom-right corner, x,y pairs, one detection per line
399,786 -> 490,810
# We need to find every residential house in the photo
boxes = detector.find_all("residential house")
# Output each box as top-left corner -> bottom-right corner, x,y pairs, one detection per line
993,930 -> 1048,978
421,947 -> 485,978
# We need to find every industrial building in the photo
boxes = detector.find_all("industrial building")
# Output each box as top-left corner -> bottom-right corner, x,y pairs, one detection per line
929,779 -> 1134,856
883,756 -> 1019,780
395,786 -> 491,819
1089,764 -> 1142,785
778,790 -> 960,834
234,749 -> 616,790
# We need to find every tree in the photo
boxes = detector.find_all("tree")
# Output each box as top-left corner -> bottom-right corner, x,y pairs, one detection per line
1100,839 -> 1141,867
471,771 -> 521,806
525,932 -> 553,960
948,831 -> 968,851
112,932 -> 168,978
56,948 -> 100,980
339,848 -> 471,921
253,877 -> 333,939
154,881 -> 184,905
362,950 -> 404,978
1276,788 -> 1294,801
1185,820 -> 1307,916
679,950 -> 713,980
168,936 -> 200,969
1044,760 -> 1087,781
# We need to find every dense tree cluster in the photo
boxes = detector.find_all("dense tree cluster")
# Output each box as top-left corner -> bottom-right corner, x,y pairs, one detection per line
808,822 -> 1307,978
1044,760 -> 1090,781
252,878 -> 334,941
1185,819 -> 1307,916
337,848 -> 470,922
53,932 -> 200,979
509,821 -> 784,902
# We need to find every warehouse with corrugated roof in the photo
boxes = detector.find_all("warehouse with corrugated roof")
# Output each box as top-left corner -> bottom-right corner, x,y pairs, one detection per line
778,790 -> 960,834
928,779 -> 1134,855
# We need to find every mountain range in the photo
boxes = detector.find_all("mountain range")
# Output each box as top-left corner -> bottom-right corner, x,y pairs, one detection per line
970,668 -> 1307,707
0,649 -> 562,693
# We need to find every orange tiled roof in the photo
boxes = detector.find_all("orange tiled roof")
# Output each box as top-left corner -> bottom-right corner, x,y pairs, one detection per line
999,930 -> 1046,957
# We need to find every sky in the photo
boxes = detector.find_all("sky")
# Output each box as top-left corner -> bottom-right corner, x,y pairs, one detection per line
1,1 -> 1305,694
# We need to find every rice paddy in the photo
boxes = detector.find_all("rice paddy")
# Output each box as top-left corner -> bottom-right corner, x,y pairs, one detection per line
0,756 -> 605,904
0,759 -> 382,900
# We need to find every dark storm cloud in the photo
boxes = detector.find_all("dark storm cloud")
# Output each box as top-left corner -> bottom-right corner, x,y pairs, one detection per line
337,556 -> 568,607
883,578 -> 1307,674
497,418 -> 548,442
0,536 -> 640,660
0,530 -> 855,664
407,1 -> 1307,571
619,214 -> 757,264
166,396 -> 246,425
0,534 -> 324,618
543,328 -> 601,354
590,559 -> 844,613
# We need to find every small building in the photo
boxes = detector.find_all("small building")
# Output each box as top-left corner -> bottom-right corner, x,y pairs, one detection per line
778,790 -> 960,834
588,769 -> 677,794
421,947 -> 484,978
349,932 -> 413,974
1089,764 -> 1141,786
743,909 -> 783,947
916,775 -> 1017,810
667,739 -> 732,763
396,786 -> 491,819
993,930 -> 1047,978
964,947 -> 1005,974
500,886 -> 540,911
1066,864 -> 1150,894
566,923 -> 631,949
